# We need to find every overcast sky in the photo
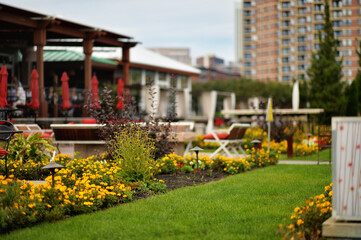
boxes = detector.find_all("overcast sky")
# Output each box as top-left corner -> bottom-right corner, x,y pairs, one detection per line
1,0 -> 239,64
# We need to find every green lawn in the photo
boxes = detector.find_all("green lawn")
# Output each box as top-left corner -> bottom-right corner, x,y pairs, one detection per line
280,148 -> 331,162
2,165 -> 331,240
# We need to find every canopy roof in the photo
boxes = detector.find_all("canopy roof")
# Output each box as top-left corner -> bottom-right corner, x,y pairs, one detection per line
45,46 -> 201,76
43,50 -> 118,66
0,3 -> 136,48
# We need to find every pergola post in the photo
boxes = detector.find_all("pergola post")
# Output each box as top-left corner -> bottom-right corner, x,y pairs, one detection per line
122,45 -> 130,87
34,27 -> 47,118
83,38 -> 93,91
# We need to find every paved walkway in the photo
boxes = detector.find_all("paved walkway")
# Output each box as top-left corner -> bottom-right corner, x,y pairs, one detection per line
279,160 -> 331,165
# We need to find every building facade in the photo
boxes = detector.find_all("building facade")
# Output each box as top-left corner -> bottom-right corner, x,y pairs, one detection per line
235,0 -> 361,83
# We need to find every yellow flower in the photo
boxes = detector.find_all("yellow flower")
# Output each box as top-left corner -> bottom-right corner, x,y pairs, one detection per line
329,191 -> 332,197
288,224 -> 295,229
297,219 -> 304,226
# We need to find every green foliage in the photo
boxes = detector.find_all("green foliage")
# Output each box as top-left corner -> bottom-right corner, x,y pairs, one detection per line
0,134 -> 57,179
110,124 -> 156,182
180,165 -> 193,174
192,78 -> 292,108
345,80 -> 359,116
307,0 -> 345,124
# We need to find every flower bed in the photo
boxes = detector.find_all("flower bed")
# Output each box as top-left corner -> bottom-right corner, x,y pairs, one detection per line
279,183 -> 332,239
0,149 -> 280,233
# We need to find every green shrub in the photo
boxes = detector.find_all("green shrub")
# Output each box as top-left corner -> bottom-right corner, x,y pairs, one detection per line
0,134 -> 57,179
110,124 -> 155,182
180,165 -> 193,174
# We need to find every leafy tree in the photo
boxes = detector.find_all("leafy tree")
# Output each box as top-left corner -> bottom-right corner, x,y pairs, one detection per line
345,80 -> 359,116
307,0 -> 345,124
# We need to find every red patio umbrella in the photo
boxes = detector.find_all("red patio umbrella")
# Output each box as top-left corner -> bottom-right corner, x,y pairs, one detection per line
60,72 -> 71,110
91,75 -> 100,108
0,65 -> 8,107
28,69 -> 39,110
116,78 -> 124,110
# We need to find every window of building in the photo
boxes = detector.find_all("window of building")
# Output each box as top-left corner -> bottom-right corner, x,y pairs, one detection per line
342,39 -> 352,46
130,68 -> 142,85
298,8 -> 306,14
282,2 -> 291,8
343,29 -> 352,36
343,19 -> 352,25
282,11 -> 290,17
180,76 -> 188,89
315,23 -> 324,30
282,39 -> 291,45
333,0 -> 342,7
298,64 -> 306,70
282,48 -> 290,54
358,19 -> 361,25
244,1 -> 251,8
158,72 -> 167,82
334,30 -> 342,37
333,21 -> 342,27
343,9 -> 352,16
298,17 -> 306,24
315,4 -> 324,11
283,66 -> 291,72
282,57 -> 290,63
315,14 -> 324,20
298,26 -> 307,34
244,28 -> 251,34
244,70 -> 251,76
298,55 -> 307,61
282,20 -> 290,27
343,60 -> 352,66
298,0 -> 307,5
145,70 -> 155,85
282,29 -> 290,35
298,45 -> 307,52
358,8 -> 361,15
244,53 -> 252,59
245,62 -> 252,67
244,10 -> 251,16
343,0 -> 352,5
343,69 -> 352,76
332,10 -> 342,18
298,36 -> 306,42
244,45 -> 251,50
282,75 -> 291,81
244,36 -> 251,42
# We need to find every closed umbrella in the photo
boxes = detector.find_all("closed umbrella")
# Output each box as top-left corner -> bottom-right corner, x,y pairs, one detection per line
60,72 -> 71,110
0,66 -> 8,107
28,69 -> 39,110
91,75 -> 100,108
116,78 -> 124,110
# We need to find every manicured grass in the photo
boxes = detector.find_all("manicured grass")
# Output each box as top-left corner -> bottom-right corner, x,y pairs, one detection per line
280,148 -> 331,162
2,165 -> 331,240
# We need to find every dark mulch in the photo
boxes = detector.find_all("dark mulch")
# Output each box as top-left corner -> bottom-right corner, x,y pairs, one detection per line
132,170 -> 229,200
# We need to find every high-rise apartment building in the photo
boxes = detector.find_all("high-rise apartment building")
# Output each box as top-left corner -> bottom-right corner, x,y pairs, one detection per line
235,0 -> 361,83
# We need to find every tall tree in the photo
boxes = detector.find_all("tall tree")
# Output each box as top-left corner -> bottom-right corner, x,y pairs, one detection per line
307,0 -> 345,124
345,80 -> 359,116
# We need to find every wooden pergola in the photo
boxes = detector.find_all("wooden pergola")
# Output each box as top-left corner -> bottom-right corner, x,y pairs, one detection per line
0,3 -> 137,117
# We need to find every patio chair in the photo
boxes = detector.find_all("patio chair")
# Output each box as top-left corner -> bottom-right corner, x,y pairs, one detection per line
204,123 -> 250,158
0,121 -> 22,177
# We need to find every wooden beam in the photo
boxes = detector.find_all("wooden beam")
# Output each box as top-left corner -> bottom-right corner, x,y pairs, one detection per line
0,12 -> 37,28
48,24 -> 86,38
